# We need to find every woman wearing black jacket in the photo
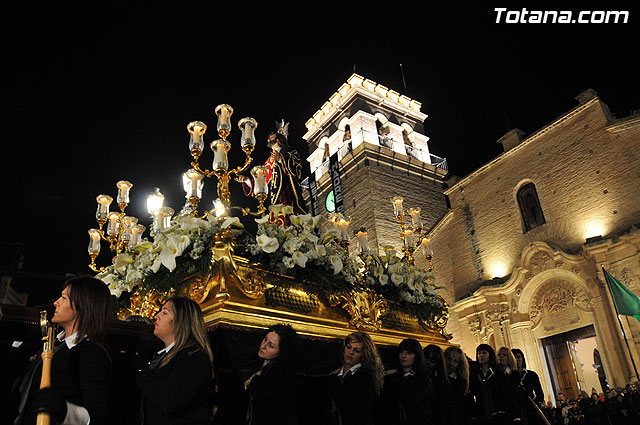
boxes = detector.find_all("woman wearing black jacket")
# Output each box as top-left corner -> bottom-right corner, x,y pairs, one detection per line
470,344 -> 521,425
423,344 -> 455,425
244,324 -> 300,425
136,296 -> 214,425
445,346 -> 472,425
12,276 -> 112,425
512,349 -> 546,425
381,338 -> 433,425
327,331 -> 385,425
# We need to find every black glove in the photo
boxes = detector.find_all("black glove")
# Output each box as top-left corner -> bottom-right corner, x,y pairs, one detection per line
34,387 -> 67,422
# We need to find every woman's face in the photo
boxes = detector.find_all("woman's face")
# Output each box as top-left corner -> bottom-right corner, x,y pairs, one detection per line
52,286 -> 77,331
399,349 -> 416,369
343,341 -> 364,367
497,349 -> 509,366
446,351 -> 460,372
154,302 -> 174,343
425,354 -> 437,372
477,349 -> 490,365
258,331 -> 280,361
514,352 -> 524,369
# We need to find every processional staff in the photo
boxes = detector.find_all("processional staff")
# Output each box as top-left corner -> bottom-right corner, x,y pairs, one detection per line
37,310 -> 56,425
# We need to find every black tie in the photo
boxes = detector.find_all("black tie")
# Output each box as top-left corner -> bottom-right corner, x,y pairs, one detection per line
149,351 -> 167,369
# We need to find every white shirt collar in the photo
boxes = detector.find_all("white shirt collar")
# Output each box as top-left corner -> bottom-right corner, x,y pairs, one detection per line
339,362 -> 362,376
404,369 -> 416,378
158,341 -> 175,355
56,330 -> 84,349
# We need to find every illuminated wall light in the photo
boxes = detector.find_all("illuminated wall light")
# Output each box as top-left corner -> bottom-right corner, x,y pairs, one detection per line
584,220 -> 606,240
363,79 -> 377,91
488,261 -> 509,279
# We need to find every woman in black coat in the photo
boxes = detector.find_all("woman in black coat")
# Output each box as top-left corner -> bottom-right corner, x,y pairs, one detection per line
445,346 -> 472,425
244,324 -> 300,425
423,344 -> 455,425
381,338 -> 433,425
470,344 -> 521,425
12,276 -> 112,425
327,331 -> 385,425
136,296 -> 214,425
512,348 -> 546,425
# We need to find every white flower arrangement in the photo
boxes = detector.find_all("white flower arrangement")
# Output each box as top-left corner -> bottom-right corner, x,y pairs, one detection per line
98,203 -> 444,317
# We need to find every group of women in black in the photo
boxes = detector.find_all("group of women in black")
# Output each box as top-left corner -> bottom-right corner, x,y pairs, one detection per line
8,275 -> 545,425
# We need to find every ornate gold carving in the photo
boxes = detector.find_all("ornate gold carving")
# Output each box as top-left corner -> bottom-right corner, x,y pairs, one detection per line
329,288 -> 389,331
264,285 -> 321,314
118,286 -> 175,320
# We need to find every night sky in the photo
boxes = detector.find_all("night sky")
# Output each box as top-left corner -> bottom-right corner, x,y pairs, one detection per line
2,4 -> 638,303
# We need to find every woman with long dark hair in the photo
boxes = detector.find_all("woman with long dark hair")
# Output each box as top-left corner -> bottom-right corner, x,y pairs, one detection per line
381,338 -> 433,425
470,344 -> 521,425
423,344 -> 455,425
445,346 -> 472,425
136,296 -> 214,425
511,348 -> 546,425
12,275 -> 112,425
327,331 -> 385,425
244,323 -> 300,425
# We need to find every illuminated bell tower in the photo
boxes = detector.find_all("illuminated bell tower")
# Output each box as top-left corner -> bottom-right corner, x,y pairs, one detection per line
302,74 -> 450,267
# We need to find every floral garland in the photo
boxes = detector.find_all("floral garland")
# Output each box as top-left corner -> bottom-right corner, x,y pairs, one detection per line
97,204 -> 445,320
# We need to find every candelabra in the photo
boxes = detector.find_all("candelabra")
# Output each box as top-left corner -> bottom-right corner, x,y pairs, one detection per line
390,196 -> 433,269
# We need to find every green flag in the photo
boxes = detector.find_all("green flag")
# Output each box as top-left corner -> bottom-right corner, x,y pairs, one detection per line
603,267 -> 640,324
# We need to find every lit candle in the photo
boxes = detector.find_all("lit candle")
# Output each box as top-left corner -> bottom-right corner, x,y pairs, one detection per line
407,207 -> 421,228
355,227 -> 369,253
215,104 -> 234,137
211,139 -> 231,171
130,224 -> 145,247
422,238 -> 433,257
402,225 -> 415,248
157,207 -> 174,230
391,196 -> 404,219
338,216 -> 351,241
116,180 -> 133,205
184,168 -> 204,199
212,198 -> 228,217
88,229 -> 101,254
121,216 -> 138,241
250,166 -> 269,195
187,121 -> 206,154
238,117 -> 258,148
106,212 -> 120,236
95,194 -> 113,221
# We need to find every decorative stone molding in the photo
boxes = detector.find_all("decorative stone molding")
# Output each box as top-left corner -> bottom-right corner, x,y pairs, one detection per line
529,278 -> 592,326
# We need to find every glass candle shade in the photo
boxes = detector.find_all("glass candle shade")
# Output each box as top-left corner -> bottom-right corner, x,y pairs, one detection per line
106,212 -> 120,236
337,216 -> 351,241
212,198 -> 228,217
422,238 -> 433,257
391,196 -> 404,219
238,117 -> 258,148
116,180 -> 133,205
184,168 -> 204,199
215,104 -> 234,137
147,188 -> 164,216
121,216 -> 138,241
355,228 -> 369,252
187,121 -> 207,154
250,165 -> 269,195
129,224 -> 145,247
402,225 -> 416,249
156,207 -> 174,230
211,139 -> 231,171
407,207 -> 422,228
88,229 -> 101,254
95,194 -> 113,221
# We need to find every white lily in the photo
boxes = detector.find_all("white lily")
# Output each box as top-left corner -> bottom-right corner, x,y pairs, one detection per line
255,215 -> 270,225
330,255 -> 343,275
113,253 -> 134,271
379,274 -> 389,286
391,273 -> 404,286
292,251 -> 308,267
315,244 -> 327,256
158,234 -> 191,272
257,234 -> 279,253
222,216 -> 243,229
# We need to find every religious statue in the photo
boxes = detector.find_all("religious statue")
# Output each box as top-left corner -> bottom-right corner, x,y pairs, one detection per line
236,120 -> 307,218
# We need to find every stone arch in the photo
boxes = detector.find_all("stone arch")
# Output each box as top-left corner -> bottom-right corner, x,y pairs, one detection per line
337,116 -> 351,131
518,268 -> 593,321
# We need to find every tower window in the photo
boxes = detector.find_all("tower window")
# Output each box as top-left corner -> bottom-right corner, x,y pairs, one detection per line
517,183 -> 545,232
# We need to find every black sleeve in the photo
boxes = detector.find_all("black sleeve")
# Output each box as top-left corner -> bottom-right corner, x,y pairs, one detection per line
529,371 -> 545,404
138,349 -> 213,414
247,361 -> 297,402
74,343 -> 111,425
329,369 -> 375,409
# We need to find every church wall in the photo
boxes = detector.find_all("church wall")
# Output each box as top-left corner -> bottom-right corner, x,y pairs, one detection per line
431,98 -> 640,301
